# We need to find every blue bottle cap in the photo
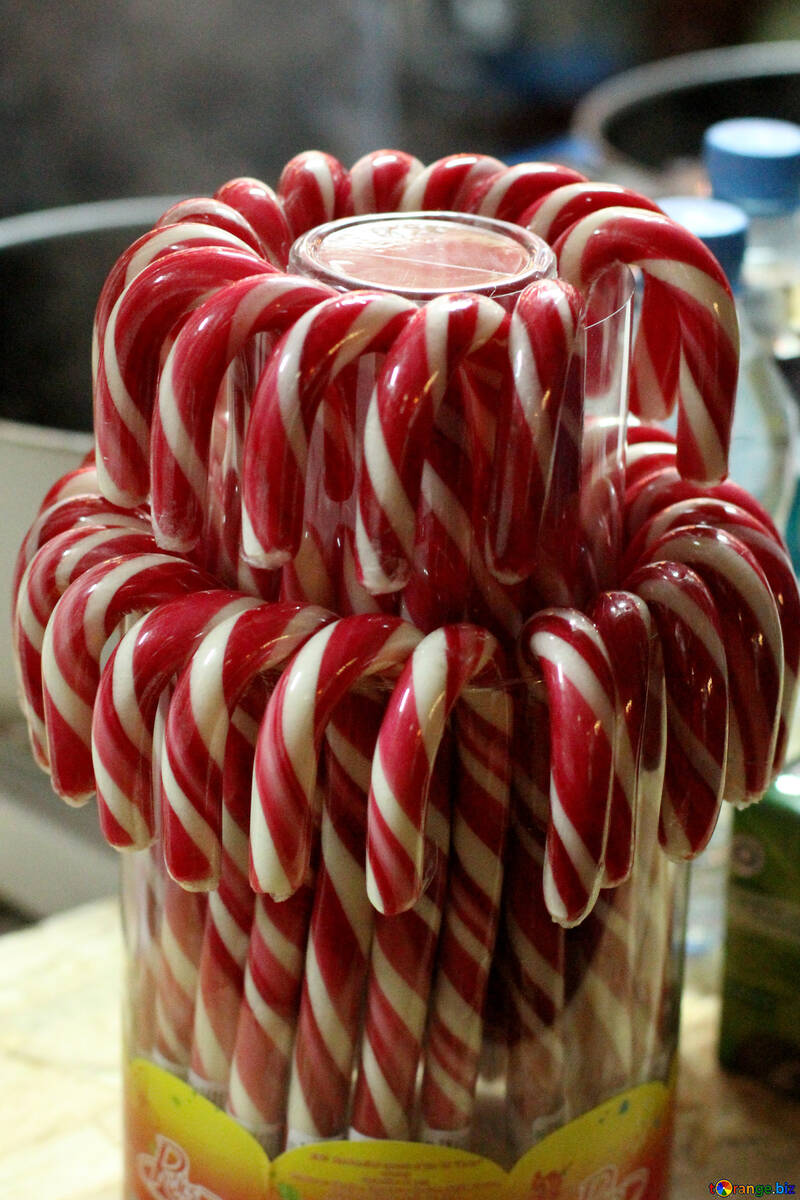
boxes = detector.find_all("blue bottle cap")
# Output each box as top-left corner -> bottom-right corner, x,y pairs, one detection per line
703,118 -> 800,216
658,195 -> 748,290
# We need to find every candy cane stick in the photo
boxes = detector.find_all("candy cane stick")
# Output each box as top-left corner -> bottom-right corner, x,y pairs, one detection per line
525,182 -> 664,245
554,206 -> 739,484
13,526 -> 159,768
626,496 -> 800,773
349,149 -> 424,214
521,608 -> 617,926
355,293 -> 509,597
461,161 -> 586,223
485,278 -> 584,588
241,290 -> 416,569
418,651 -> 511,1144
277,150 -> 351,237
214,177 -> 294,268
150,272 -> 337,554
627,561 -> 729,858
155,197 -> 266,256
41,552 -> 216,801
160,601 -> 333,890
399,153 -> 505,212
91,590 -> 260,848
640,525 -> 783,807
95,245 -> 274,507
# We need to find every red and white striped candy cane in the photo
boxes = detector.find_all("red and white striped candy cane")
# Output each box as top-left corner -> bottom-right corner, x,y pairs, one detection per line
355,292 -> 509,597
418,645 -> 512,1143
241,290 -> 416,569
349,149 -> 424,214
460,161 -> 586,223
13,525 -> 159,768
590,591 -> 654,886
160,601 -> 333,890
366,623 -> 507,915
522,608 -> 617,926
91,590 -> 260,848
214,177 -> 294,268
626,496 -> 800,773
35,461 -> 100,513
277,150 -> 351,238
525,181 -> 663,245
641,525 -> 783,807
485,278 -> 584,588
624,427 -> 677,491
12,492 -> 151,618
225,875 -> 316,1155
399,153 -> 505,212
155,197 -> 266,256
152,873 -> 209,1076
554,206 -> 739,485
626,560 -> 729,858
188,678 -> 267,1106
41,552 -> 216,801
95,245 -> 273,507
249,614 -> 422,897
150,272 -> 337,554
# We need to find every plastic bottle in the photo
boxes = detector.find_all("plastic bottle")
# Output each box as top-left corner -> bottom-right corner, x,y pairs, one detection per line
703,117 -> 800,371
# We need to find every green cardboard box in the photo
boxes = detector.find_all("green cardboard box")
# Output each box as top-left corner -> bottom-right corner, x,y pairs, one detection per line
718,762 -> 800,1097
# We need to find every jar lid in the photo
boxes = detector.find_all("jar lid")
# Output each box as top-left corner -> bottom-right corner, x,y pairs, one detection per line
288,211 -> 555,305
658,194 -> 748,289
703,117 -> 800,216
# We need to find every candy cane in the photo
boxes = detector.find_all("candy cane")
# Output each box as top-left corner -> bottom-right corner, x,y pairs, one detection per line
399,153 -> 505,212
356,292 -> 509,596
214,177 -> 294,268
41,552 -> 216,801
155,197 -> 266,256
522,609 -> 617,926
241,290 -> 416,569
366,623 -> 507,915
554,206 -> 739,484
626,496 -> 800,773
461,161 -> 586,223
485,278 -> 584,588
627,560 -> 729,858
349,149 -> 424,214
150,272 -> 337,554
13,525 -> 159,768
95,245 -> 274,507
525,182 -> 664,245
160,601 -> 333,890
91,590 -> 260,848
277,150 -> 351,237
640,525 -> 783,807
418,653 -> 511,1143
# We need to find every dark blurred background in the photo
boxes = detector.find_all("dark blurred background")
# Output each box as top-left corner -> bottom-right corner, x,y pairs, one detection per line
2,0 -> 799,218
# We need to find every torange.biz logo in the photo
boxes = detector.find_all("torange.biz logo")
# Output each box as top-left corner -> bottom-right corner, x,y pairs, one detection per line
709,1183 -> 796,1196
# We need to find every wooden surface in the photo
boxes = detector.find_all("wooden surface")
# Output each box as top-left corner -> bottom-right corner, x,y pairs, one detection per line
1,898 -> 799,1199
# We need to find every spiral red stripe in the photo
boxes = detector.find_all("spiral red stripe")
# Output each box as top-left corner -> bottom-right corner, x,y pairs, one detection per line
41,552 -> 215,801
95,245 -> 272,507
91,591 -> 259,848
277,151 -> 351,237
152,876 -> 209,1075
627,560 -> 729,858
241,290 -> 415,568
523,608 -> 617,926
151,273 -> 336,553
525,181 -> 663,245
399,153 -> 505,212
641,525 -> 783,806
356,293 -> 509,596
155,197 -> 266,256
461,161 -> 586,222
555,206 -> 739,484
160,601 -> 333,890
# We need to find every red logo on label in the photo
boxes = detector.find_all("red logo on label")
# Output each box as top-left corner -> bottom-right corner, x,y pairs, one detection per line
579,1165 -> 650,1200
137,1134 -> 223,1200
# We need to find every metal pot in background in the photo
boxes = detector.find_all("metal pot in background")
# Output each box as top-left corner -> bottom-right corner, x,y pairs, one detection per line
571,40 -> 800,192
0,197 -> 176,916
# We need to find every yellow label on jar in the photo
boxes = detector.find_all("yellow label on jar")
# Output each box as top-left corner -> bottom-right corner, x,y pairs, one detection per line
124,1058 -> 675,1199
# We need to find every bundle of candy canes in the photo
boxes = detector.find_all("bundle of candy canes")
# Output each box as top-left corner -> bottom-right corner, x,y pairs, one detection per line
11,148 -> 800,1160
